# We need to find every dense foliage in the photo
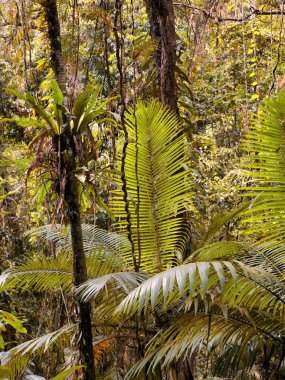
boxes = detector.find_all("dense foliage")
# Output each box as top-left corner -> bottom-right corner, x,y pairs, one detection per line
1,0 -> 285,379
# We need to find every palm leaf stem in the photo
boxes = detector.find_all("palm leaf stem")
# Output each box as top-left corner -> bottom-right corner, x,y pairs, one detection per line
237,272 -> 285,307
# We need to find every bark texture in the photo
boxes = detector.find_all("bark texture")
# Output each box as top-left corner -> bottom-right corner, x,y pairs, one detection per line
42,1 -> 95,378
166,360 -> 195,380
145,0 -> 179,114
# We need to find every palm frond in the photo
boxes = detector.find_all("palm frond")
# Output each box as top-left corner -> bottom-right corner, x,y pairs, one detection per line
76,271 -> 147,302
212,345 -> 257,379
29,224 -> 131,260
117,259 -> 285,316
189,241 -> 251,262
1,325 -> 74,379
0,249 -> 124,293
241,90 -> 285,262
203,201 -> 252,244
0,252 -> 73,292
126,307 -> 285,379
111,100 -> 193,273
221,266 -> 285,317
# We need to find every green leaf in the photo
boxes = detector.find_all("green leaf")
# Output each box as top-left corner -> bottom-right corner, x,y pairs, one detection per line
76,271 -> 146,302
203,201 -> 252,243
0,187 -> 22,202
117,261 -> 239,314
50,366 -> 84,380
111,100 -> 193,272
0,334 -> 4,350
95,191 -> 115,222
35,181 -> 52,204
2,325 -> 74,378
0,118 -> 46,129
0,311 -> 27,333
0,366 -> 11,379
5,88 -> 59,134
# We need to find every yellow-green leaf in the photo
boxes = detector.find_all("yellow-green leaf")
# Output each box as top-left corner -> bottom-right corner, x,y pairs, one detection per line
0,311 -> 27,334
50,365 -> 84,380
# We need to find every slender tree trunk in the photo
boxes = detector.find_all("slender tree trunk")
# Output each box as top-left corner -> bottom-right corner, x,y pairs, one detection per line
42,1 -> 95,378
145,0 -> 179,114
145,0 -> 161,96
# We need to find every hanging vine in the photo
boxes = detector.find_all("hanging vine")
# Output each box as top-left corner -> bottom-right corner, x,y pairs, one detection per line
114,0 -> 137,270
270,2 -> 284,93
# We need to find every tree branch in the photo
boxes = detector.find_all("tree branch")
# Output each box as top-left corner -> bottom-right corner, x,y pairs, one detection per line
173,3 -> 284,23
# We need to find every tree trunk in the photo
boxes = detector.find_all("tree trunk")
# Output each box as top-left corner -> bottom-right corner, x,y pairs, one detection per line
145,0 -> 161,96
42,1 -> 95,379
166,360 -> 195,380
145,0 -> 179,114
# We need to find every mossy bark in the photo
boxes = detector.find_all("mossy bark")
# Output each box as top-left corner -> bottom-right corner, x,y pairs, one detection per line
42,1 -> 95,378
145,0 -> 179,114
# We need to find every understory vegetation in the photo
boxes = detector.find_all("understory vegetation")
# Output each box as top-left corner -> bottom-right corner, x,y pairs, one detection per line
1,1 -> 285,379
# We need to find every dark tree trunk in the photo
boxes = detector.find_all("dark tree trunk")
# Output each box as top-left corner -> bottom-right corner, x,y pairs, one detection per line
145,0 -> 161,94
43,0 -> 66,94
42,1 -> 95,379
145,0 -> 179,114
166,360 -> 195,380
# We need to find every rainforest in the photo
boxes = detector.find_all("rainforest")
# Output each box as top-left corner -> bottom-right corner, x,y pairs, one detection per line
1,1 -> 285,379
